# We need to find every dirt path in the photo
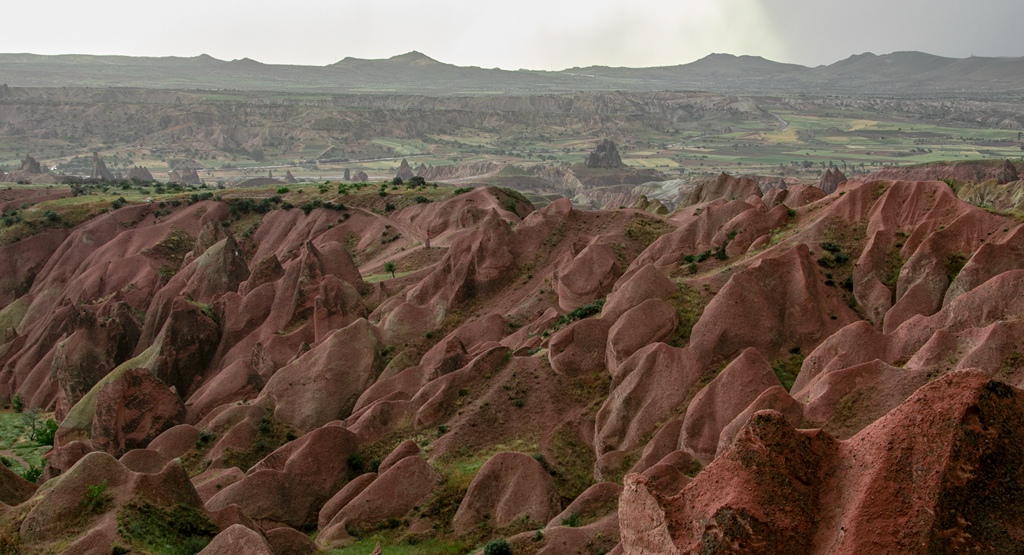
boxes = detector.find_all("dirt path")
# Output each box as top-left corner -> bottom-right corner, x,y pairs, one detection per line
767,111 -> 789,132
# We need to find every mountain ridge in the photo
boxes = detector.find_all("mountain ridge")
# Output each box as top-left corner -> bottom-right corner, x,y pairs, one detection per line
2,50 -> 1024,95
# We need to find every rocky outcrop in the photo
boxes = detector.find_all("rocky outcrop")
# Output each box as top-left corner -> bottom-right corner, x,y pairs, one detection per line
679,173 -> 761,207
206,424 -> 360,527
452,452 -> 561,535
180,169 -> 202,185
619,371 -> 1024,555
855,159 -> 1022,186
198,525 -> 274,555
90,152 -> 115,181
127,166 -> 155,181
818,167 -> 847,194
90,367 -> 186,456
3,176 -> 1024,554
20,155 -> 42,174
585,139 -> 624,169
396,158 -> 415,181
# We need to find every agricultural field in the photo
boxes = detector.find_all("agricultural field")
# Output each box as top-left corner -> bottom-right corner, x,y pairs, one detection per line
1,88 -> 1021,187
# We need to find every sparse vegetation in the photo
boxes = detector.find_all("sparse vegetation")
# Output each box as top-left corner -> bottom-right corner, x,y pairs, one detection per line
81,480 -> 109,514
550,298 -> 605,332
116,501 -> 218,555
770,352 -> 805,392
945,252 -> 968,281
668,282 -> 707,347
483,539 -> 512,555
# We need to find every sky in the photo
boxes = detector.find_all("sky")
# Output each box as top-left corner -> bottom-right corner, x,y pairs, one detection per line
3,0 -> 1023,70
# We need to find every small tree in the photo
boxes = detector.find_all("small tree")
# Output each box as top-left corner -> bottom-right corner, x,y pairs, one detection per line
484,539 -> 512,555
383,261 -> 396,278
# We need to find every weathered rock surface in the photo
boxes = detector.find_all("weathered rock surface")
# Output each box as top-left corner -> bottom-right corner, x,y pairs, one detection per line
452,452 -> 561,535
584,139 -> 624,169
2,174 -> 1024,554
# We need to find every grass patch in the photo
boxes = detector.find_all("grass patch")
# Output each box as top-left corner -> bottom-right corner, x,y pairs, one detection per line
0,410 -> 56,480
221,415 -> 295,472
116,501 -> 218,555
326,537 -> 470,555
625,214 -> 674,247
547,421 -> 597,504
770,352 -> 805,392
417,459 -> 483,535
879,244 -> 905,294
668,282 -> 707,347
364,270 -> 415,283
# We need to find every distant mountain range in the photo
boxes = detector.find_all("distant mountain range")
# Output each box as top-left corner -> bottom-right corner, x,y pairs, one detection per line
2,50 -> 1024,96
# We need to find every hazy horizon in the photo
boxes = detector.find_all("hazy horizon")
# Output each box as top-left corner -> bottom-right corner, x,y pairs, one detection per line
2,0 -> 1022,71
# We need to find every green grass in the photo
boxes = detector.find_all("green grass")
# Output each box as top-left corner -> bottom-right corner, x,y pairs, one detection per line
364,270 -> 415,283
0,410 -> 55,480
667,282 -> 707,347
116,501 -> 218,555
326,537 -> 471,555
770,353 -> 805,392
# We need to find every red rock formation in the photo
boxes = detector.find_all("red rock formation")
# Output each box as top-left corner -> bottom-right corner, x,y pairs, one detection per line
2,176 -> 1024,554
396,158 -> 415,181
199,525 -> 274,555
818,167 -> 847,194
90,152 -> 115,181
206,424 -> 360,527
128,166 -> 155,181
679,173 -> 761,207
620,371 -> 1024,554
318,455 -> 440,546
452,452 -> 561,535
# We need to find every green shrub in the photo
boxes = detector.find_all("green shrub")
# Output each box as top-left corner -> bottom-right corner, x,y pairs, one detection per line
21,465 -> 42,483
484,539 -> 512,555
562,512 -> 582,527
551,299 -> 605,331
36,418 -> 58,446
82,480 -> 109,514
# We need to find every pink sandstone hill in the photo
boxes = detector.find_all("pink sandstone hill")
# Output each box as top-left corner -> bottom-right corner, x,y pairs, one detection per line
0,166 -> 1023,553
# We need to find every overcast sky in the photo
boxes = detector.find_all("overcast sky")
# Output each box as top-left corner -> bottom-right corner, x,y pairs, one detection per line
4,0 -> 1022,69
